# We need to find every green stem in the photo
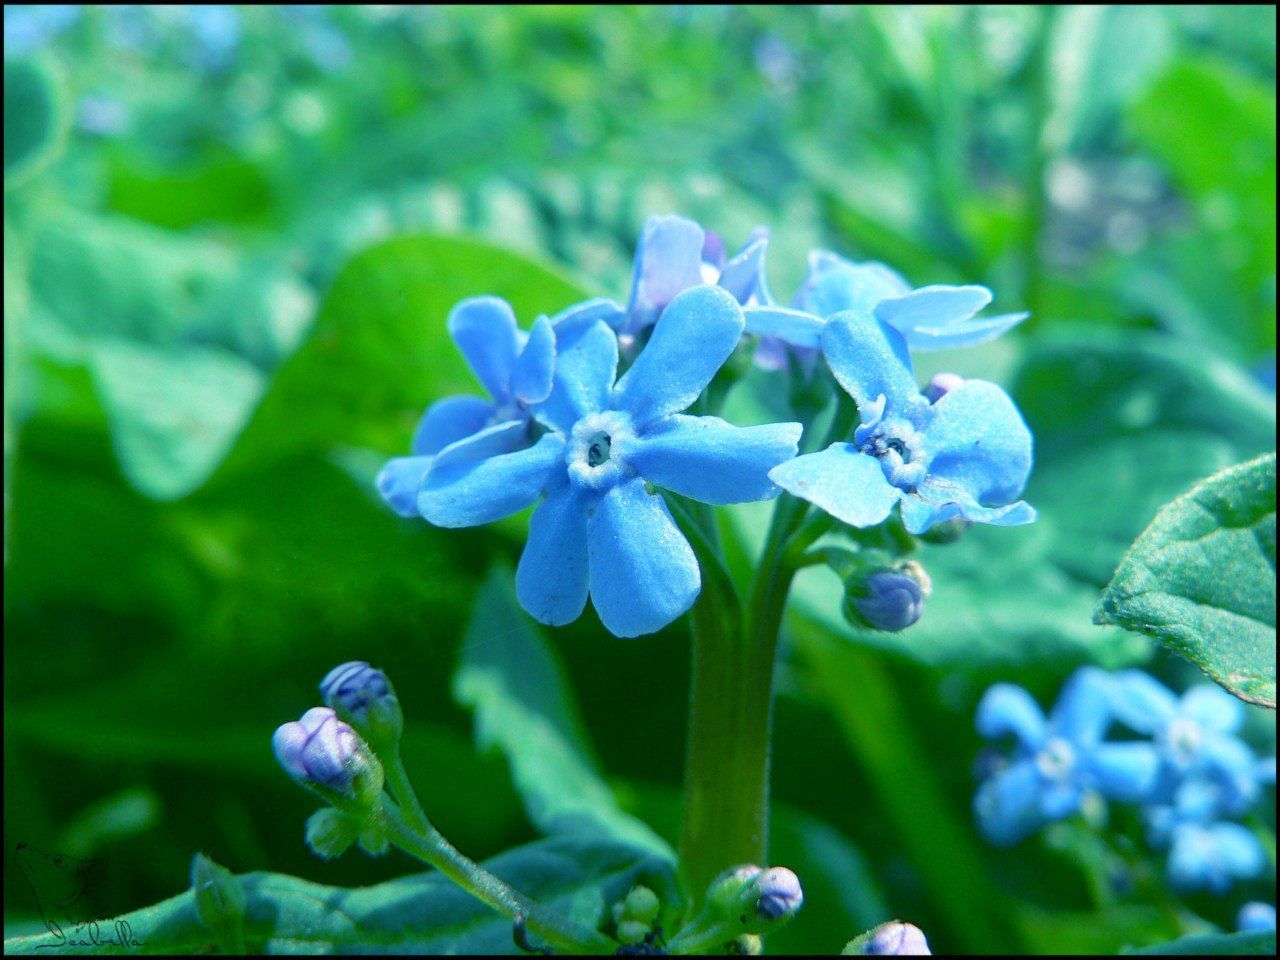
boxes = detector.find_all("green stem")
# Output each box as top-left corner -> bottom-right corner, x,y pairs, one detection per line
382,802 -> 615,954
383,754 -> 430,835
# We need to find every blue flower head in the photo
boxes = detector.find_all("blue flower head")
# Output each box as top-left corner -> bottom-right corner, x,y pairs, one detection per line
769,312 -> 1035,534
1238,902 -> 1277,934
1111,671 -> 1262,813
418,285 -> 801,637
1165,820 -> 1265,895
618,214 -> 773,337
973,669 -> 1160,845
376,296 -> 557,517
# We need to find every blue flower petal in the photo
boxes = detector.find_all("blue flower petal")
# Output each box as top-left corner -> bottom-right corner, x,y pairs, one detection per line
447,296 -> 522,401
898,495 -> 1035,535
550,297 -> 626,342
587,477 -> 700,637
510,315 -> 556,405
376,455 -> 434,517
795,255 -> 910,316
903,311 -> 1029,351
535,320 -> 618,434
1109,670 -> 1179,734
627,214 -> 705,330
922,379 -> 1033,507
612,285 -> 744,428
430,419 -> 528,473
419,433 -> 564,528
718,232 -> 770,303
770,444 -> 902,528
1038,783 -> 1083,820
1181,685 -> 1244,734
820,311 -> 918,415
516,477 -> 590,626
622,414 -> 801,505
976,684 -> 1047,748
412,394 -> 496,456
874,284 -> 991,338
742,306 -> 825,349
1049,667 -> 1115,746
974,760 -> 1044,846
1088,743 -> 1161,801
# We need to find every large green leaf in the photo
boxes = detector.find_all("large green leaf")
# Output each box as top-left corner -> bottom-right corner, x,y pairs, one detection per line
454,568 -> 674,862
4,58 -> 69,189
211,235 -> 593,485
2,836 -> 665,955
1097,453 -> 1276,707
1130,929 -> 1276,956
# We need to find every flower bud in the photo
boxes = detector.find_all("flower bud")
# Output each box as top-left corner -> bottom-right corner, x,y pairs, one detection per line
842,921 -> 932,955
305,807 -> 358,860
731,934 -> 763,955
918,516 -> 970,545
623,885 -> 661,925
924,373 -> 965,403
273,707 -> 384,808
753,867 -> 803,922
708,864 -> 764,918
190,853 -> 246,941
320,661 -> 403,750
845,569 -> 926,632
616,920 -> 650,945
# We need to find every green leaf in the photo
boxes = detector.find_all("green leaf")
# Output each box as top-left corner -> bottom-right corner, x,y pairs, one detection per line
1096,453 -> 1276,707
1129,929 -> 1276,956
2,836 -> 665,955
454,567 -> 675,861
211,235 -> 592,483
4,58 -> 69,189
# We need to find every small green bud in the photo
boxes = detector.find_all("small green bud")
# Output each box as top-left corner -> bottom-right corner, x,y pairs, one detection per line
623,885 -> 661,925
305,807 -> 358,860
918,516 -> 970,545
731,933 -> 763,955
616,920 -> 650,945
708,864 -> 763,918
190,852 -> 246,938
357,819 -> 390,857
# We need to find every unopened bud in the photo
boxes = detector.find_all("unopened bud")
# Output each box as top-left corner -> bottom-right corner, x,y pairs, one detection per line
924,373 -> 964,403
918,516 -> 970,545
754,867 -> 803,922
843,921 -> 932,955
708,864 -> 764,918
273,707 -> 384,808
616,920 -> 650,945
624,885 -> 661,925
320,661 -> 403,750
305,807 -> 358,860
846,570 -> 926,632
731,933 -> 763,955
191,853 -> 245,939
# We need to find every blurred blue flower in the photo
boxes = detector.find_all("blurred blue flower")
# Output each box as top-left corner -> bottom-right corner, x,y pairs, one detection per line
417,286 -> 801,637
185,5 -> 242,72
376,296 -> 556,517
1164,820 -> 1266,895
1111,671 -> 1262,813
616,214 -> 772,337
3,5 -> 81,57
786,250 -> 1028,351
769,312 -> 1035,534
973,669 -> 1160,845
1238,902 -> 1277,933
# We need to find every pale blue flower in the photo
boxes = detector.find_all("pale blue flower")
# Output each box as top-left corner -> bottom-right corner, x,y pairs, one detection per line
1239,902 -> 1277,933
376,296 -> 556,517
973,669 -> 1160,845
418,286 -> 801,637
1165,820 -> 1265,894
769,312 -> 1035,534
764,250 -> 1028,352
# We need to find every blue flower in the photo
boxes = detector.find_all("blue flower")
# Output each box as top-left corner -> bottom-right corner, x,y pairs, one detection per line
1238,902 -> 1277,933
616,214 -> 773,337
973,669 -> 1160,845
417,285 -> 801,637
769,312 -> 1035,534
1110,671 -> 1262,813
1164,820 -> 1266,895
376,296 -> 557,517
747,250 -> 1027,353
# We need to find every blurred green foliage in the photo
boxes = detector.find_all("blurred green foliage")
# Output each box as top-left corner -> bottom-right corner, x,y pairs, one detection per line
3,5 -> 1275,955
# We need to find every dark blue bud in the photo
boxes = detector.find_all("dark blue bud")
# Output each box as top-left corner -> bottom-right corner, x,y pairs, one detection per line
849,571 -> 926,632
754,867 -> 803,921
320,661 -> 402,749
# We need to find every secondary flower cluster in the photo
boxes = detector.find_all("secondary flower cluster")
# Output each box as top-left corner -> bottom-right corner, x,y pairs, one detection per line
378,214 -> 1035,636
974,668 -> 1275,895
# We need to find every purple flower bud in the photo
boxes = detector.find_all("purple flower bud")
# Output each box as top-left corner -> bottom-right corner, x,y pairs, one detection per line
850,571 -> 926,632
321,661 -> 403,747
754,867 -> 803,921
273,707 -> 382,803
844,921 -> 932,955
924,373 -> 965,403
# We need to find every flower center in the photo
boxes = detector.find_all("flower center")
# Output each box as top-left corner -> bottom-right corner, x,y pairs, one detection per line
855,416 -> 928,489
567,411 -> 635,489
1036,738 -> 1076,780
1163,717 -> 1202,765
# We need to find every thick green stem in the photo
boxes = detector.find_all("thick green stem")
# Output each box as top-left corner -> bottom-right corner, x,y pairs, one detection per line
383,754 -> 430,835
383,802 -> 615,954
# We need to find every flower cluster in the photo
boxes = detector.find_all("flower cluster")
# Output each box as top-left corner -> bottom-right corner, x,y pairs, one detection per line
974,668 -> 1275,895
379,213 -> 1034,636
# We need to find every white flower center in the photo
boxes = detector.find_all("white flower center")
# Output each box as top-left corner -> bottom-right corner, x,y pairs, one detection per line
1036,738 -> 1076,780
566,411 -> 636,489
1164,717 -> 1202,765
